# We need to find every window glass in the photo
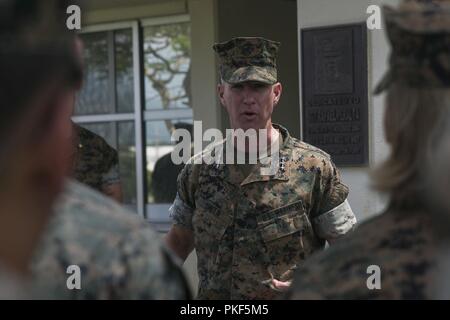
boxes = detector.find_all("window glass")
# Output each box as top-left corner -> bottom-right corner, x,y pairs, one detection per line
143,22 -> 191,110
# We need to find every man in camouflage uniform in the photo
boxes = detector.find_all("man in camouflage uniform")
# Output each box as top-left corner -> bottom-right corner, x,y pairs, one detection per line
31,181 -> 190,299
165,37 -> 357,299
71,122 -> 123,203
286,0 -> 450,300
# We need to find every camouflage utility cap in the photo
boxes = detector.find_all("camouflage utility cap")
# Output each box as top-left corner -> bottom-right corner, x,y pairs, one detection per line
213,37 -> 280,84
374,0 -> 450,94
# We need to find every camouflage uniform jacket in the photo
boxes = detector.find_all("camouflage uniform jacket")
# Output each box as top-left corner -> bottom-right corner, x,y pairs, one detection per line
0,264 -> 28,299
72,124 -> 120,192
170,124 -> 356,299
285,209 -> 437,299
31,180 -> 190,299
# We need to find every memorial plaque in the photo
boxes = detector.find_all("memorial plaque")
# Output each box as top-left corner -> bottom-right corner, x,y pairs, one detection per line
301,23 -> 368,166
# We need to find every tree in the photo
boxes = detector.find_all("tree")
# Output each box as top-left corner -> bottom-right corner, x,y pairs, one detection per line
143,23 -> 192,134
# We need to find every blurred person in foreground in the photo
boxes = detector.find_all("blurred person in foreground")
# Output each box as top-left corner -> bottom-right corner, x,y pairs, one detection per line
286,0 -> 450,299
0,0 -> 190,299
425,98 -> 450,299
0,0 -> 82,298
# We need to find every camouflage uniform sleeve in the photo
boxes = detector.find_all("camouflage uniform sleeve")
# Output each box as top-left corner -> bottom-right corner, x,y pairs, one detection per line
169,163 -> 196,230
120,227 -> 191,299
311,160 -> 357,242
101,144 -> 120,187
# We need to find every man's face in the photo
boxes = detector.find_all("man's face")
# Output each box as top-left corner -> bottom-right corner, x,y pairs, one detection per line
218,81 -> 282,131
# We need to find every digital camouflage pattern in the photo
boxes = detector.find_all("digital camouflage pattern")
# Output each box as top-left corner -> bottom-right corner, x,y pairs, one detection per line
72,124 -> 120,192
431,244 -> 450,299
285,209 -> 438,299
170,124 -> 356,300
213,37 -> 280,85
0,265 -> 27,299
31,181 -> 190,299
374,0 -> 450,94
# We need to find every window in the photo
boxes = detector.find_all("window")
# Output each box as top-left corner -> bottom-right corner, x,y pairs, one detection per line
142,16 -> 193,228
73,17 -> 193,229
76,29 -> 134,115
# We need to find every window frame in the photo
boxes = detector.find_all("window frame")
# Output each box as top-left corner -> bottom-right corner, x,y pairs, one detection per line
75,21 -> 145,218
74,16 -> 193,231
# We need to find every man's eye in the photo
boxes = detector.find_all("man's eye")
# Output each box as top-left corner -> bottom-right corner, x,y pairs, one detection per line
252,83 -> 266,89
232,84 -> 243,90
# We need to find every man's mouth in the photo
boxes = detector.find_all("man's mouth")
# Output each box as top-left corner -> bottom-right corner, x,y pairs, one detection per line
242,112 -> 257,119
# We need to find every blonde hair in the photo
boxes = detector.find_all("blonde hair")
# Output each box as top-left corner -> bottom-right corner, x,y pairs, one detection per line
372,83 -> 450,209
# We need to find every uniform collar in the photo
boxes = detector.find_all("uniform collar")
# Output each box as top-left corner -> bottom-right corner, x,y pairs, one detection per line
209,123 -> 293,186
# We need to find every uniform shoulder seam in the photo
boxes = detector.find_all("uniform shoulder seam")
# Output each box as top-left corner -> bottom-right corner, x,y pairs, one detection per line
290,138 -> 331,159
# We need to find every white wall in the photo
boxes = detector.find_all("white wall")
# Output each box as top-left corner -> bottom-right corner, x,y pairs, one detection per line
297,0 -> 399,221
189,0 -> 220,131
181,0 -> 220,297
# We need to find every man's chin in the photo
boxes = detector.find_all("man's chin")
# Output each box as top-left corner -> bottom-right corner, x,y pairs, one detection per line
235,121 -> 262,132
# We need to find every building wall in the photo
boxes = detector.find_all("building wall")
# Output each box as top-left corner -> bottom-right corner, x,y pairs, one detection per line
183,0 -> 219,296
217,0 -> 300,138
189,0 -> 220,131
297,0 -> 400,222
84,0 -> 188,24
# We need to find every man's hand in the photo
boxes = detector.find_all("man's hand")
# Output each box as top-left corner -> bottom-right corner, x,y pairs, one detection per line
165,225 -> 195,262
271,279 -> 293,292
261,278 -> 292,292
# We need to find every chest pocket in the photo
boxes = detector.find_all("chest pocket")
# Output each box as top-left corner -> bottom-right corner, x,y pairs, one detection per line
257,200 -> 313,279
192,199 -> 232,276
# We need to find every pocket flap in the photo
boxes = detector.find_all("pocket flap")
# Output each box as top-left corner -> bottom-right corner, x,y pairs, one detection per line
260,214 -> 304,242
257,200 -> 305,226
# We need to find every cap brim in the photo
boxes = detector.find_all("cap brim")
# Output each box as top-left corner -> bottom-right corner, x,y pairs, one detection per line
383,4 -> 450,33
225,66 -> 277,85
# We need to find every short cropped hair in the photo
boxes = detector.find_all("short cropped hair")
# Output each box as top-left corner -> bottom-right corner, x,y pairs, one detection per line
0,0 -> 83,150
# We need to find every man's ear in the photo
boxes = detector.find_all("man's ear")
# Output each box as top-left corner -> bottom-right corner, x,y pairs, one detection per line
273,82 -> 282,106
217,83 -> 226,106
73,37 -> 84,90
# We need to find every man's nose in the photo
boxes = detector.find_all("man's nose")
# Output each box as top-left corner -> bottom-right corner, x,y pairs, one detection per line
242,87 -> 256,105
